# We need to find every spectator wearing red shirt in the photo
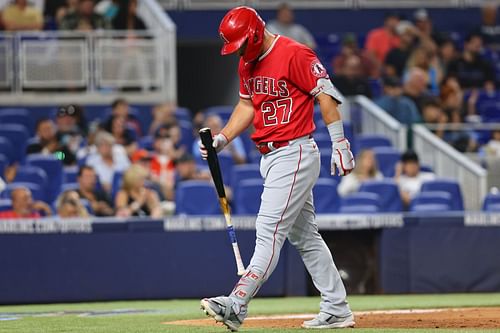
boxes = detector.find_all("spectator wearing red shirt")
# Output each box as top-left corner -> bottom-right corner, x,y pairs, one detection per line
365,13 -> 401,67
0,187 -> 52,219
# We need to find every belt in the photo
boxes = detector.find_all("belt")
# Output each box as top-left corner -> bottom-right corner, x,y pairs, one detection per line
256,135 -> 312,155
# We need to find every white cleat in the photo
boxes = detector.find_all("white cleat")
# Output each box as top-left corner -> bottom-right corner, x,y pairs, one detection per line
302,313 -> 355,329
200,296 -> 246,332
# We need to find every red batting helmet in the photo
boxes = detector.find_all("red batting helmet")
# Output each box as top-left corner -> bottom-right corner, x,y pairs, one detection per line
218,6 -> 265,63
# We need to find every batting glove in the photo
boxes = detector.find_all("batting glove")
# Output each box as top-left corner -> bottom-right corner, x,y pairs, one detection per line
331,138 -> 355,176
199,133 -> 228,160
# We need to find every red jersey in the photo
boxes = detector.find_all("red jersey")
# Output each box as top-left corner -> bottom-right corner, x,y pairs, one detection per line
0,210 -> 40,219
238,35 -> 329,144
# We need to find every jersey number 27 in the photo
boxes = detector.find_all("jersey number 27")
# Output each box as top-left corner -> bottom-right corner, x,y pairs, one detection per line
261,98 -> 293,127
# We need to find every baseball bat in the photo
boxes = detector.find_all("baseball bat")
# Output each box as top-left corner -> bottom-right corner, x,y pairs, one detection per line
199,127 -> 246,276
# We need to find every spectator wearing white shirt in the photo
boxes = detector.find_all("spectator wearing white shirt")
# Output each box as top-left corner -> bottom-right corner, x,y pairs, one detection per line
485,129 -> 500,158
338,149 -> 383,197
395,150 -> 435,207
266,3 -> 316,50
85,131 -> 130,193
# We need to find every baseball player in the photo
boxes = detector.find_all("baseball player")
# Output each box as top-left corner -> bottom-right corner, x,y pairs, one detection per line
199,6 -> 355,331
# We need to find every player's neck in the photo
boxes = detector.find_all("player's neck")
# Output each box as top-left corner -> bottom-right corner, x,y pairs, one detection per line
260,30 -> 277,57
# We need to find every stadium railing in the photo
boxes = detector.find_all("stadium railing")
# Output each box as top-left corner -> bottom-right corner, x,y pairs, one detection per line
350,95 -> 407,152
413,124 -> 488,210
0,0 -> 176,105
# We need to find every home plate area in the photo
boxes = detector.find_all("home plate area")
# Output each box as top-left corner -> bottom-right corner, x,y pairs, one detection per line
164,307 -> 500,329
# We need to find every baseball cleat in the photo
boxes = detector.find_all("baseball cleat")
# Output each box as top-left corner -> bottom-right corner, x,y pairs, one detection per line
302,312 -> 355,329
200,296 -> 247,332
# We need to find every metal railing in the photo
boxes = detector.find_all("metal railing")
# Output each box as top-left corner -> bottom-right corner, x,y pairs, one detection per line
0,0 -> 177,105
413,124 -> 488,210
350,95 -> 407,151
158,0 -> 493,9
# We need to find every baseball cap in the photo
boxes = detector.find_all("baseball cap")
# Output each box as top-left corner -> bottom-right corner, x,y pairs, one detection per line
414,8 -> 429,21
57,104 -> 80,118
401,150 -> 419,163
131,149 -> 152,163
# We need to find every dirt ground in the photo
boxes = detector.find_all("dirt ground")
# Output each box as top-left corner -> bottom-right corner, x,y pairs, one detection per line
164,307 -> 500,329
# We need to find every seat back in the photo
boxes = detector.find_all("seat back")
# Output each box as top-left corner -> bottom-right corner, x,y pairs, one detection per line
26,154 -> 63,203
13,165 -> 48,194
0,137 -> 13,164
0,199 -> 12,212
2,182 -> 44,201
175,180 -> 220,215
0,124 -> 29,163
355,134 -> 392,152
410,191 -> 452,211
63,166 -> 79,184
483,193 -> 500,211
233,178 -> 263,215
359,180 -> 403,212
0,114 -> 35,136
372,146 -> 400,177
410,203 -> 452,212
231,164 -> 261,188
421,179 -> 464,211
313,178 -> 339,213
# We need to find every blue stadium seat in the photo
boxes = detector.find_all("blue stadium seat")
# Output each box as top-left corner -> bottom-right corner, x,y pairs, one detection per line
421,179 -> 464,211
0,113 -> 35,136
218,154 -> 235,186
0,108 -> 30,116
13,166 -> 48,194
313,178 -> 339,213
314,133 -> 332,150
2,182 -> 44,201
233,178 -> 263,215
63,166 -> 79,184
485,203 -> 500,212
355,134 -> 392,152
0,124 -> 29,163
138,135 -> 154,151
175,107 -> 191,122
420,164 -> 433,173
176,180 -> 220,215
231,164 -> 261,187
178,120 -> 194,150
340,192 -> 380,213
111,171 -> 124,201
0,154 -> 7,178
26,154 -> 63,203
359,180 -> 402,212
368,78 -> 383,98
410,191 -> 453,211
0,137 -> 13,164
205,105 -> 233,123
372,146 -> 400,178
339,204 -> 379,214
410,203 -> 452,213
61,183 -> 80,192
0,199 -> 12,212
477,101 -> 500,122
483,193 -> 500,211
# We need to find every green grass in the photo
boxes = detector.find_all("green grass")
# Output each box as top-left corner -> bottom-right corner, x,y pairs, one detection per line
0,294 -> 499,333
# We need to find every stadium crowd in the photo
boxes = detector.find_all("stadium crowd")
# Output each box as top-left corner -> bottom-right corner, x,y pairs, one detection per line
0,2 -> 499,217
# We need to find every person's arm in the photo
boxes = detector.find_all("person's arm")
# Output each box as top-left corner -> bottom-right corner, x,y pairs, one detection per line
200,98 -> 254,157
115,190 -> 132,217
317,93 -> 355,176
146,190 -> 162,218
32,201 -> 52,216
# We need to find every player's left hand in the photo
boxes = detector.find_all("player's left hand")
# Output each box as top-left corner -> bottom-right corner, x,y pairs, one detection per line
331,138 -> 355,176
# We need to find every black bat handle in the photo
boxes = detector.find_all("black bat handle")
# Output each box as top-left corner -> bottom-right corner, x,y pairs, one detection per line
199,127 -> 226,198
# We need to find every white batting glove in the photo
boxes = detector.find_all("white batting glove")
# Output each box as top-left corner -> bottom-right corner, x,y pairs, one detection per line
331,138 -> 355,176
199,133 -> 228,160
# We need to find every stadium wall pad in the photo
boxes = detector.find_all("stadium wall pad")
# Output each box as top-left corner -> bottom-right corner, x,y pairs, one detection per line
0,214 -> 499,304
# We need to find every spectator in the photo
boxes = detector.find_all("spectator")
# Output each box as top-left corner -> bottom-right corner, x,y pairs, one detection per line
115,164 -> 162,218
364,12 -> 400,65
477,4 -> 500,50
447,33 -> 495,91
0,187 -> 52,218
59,0 -> 111,31
375,76 -> 421,126
405,45 -> 443,95
149,103 -> 177,136
102,115 -> 138,157
55,190 -> 89,218
174,153 -> 210,182
484,129 -> 500,157
332,55 -> 372,98
403,67 -> 430,111
55,104 -> 87,154
149,130 -> 176,200
157,123 -> 186,161
338,149 -> 383,197
112,0 -> 146,30
412,8 -> 445,45
437,39 -> 458,77
108,98 -> 142,136
395,150 -> 435,208
55,0 -> 79,25
77,165 -> 114,216
385,21 -> 417,78
193,114 -> 247,164
26,118 -> 76,166
2,0 -> 43,31
266,3 -> 316,49
332,34 -> 377,78
420,99 -> 447,139
85,131 -> 130,193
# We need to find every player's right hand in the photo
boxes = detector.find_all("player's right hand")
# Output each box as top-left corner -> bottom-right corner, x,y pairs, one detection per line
199,133 -> 228,160
331,138 -> 355,176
